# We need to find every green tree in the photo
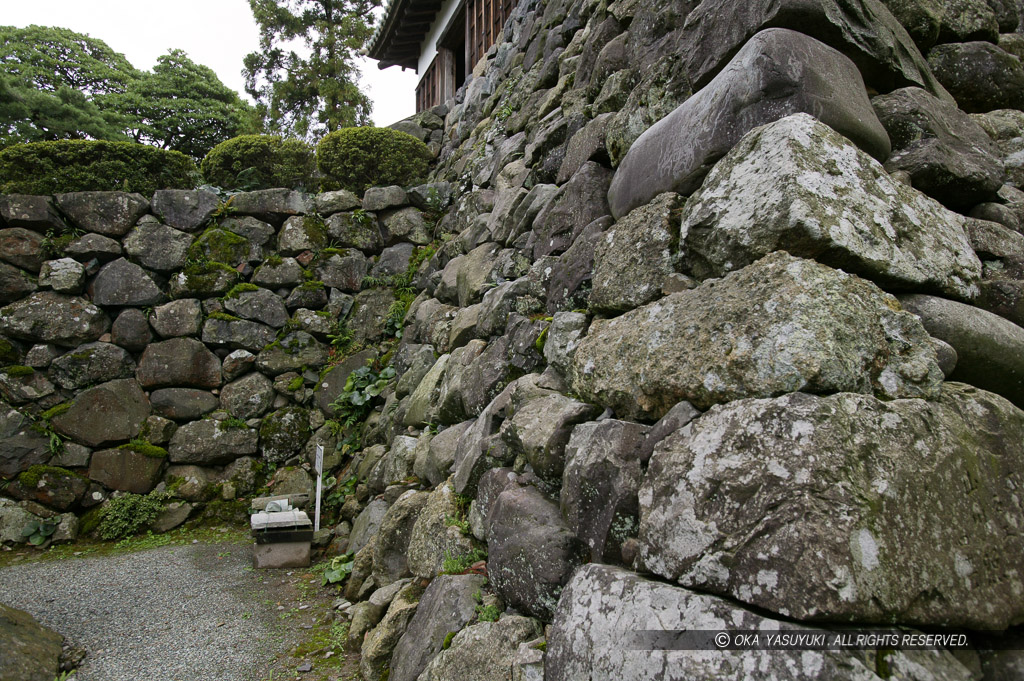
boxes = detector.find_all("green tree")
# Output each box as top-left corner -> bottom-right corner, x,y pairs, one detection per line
0,25 -> 134,146
243,0 -> 378,141
114,49 -> 260,160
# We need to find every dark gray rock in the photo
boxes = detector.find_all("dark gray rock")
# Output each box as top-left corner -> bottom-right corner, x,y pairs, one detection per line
972,108 -> 1024,189
315,189 -> 361,214
640,384 -> 1024,628
285,282 -> 328,310
0,603 -> 64,681
201,317 -> 277,353
220,371 -> 275,419
256,331 -> 328,375
487,485 -> 588,620
136,337 -> 221,389
0,228 -> 44,272
417,421 -> 472,487
372,489 -> 430,586
251,256 -> 305,288
151,189 -> 219,232
676,114 -> 981,300
389,574 -> 487,681
0,262 -> 38,303
0,293 -> 109,347
230,189 -> 311,224
873,86 -> 1005,208
89,258 -> 165,307
899,293 -> 1024,407
608,28 -> 891,219
168,419 -> 259,465
348,498 -> 389,555
219,215 -> 276,246
500,392 -> 602,481
326,212 -> 384,253
561,419 -> 649,564
0,407 -> 50,478
0,365 -> 54,405
371,243 -> 415,279
547,565 -> 974,680
938,0 -> 1000,42
418,617 -> 543,681
363,186 -> 408,212
63,233 -> 121,263
570,252 -> 944,419
150,388 -> 220,421
277,215 -> 327,256
110,308 -> 152,352
7,466 -> 88,510
530,162 -> 612,258
51,378 -> 150,447
88,446 -> 166,494
55,191 -> 149,236
382,207 -> 432,246
221,349 -> 256,382
349,288 -> 396,344
259,406 -> 312,463
878,0 -> 943,48
167,263 -> 239,299
149,298 -> 202,338
0,194 -> 66,232
929,41 -> 1024,113
50,341 -> 135,389
123,220 -> 193,272
312,348 -> 377,417
680,0 -> 952,98
314,251 -> 369,292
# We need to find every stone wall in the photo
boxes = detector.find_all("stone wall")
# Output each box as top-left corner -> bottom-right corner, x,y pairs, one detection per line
5,0 -> 1024,678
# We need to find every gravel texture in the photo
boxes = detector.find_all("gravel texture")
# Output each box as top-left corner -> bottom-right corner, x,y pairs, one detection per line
0,541 -> 291,681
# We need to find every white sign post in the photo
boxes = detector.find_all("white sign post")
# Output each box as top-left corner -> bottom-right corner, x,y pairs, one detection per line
314,444 -> 324,532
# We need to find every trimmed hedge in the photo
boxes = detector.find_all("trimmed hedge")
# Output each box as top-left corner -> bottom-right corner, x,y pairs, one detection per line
317,127 -> 432,194
201,135 -> 315,190
0,140 -> 197,195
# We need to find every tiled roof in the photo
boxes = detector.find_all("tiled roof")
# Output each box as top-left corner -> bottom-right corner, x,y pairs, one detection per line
366,0 -> 446,70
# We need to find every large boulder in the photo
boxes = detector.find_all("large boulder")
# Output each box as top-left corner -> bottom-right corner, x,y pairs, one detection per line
149,299 -> 203,338
149,388 -> 220,421
608,28 -> 891,218
51,378 -> 151,447
222,287 -> 289,328
0,293 -> 109,347
49,341 -> 135,390
570,252 -> 943,419
88,446 -> 166,494
640,383 -> 1024,628
547,565 -> 975,681
359,581 -> 422,681
0,407 -> 50,477
676,114 -> 981,300
258,406 -> 313,463
872,86 -> 1005,208
388,574 -> 487,681
0,603 -> 64,681
151,189 -> 219,231
679,0 -> 952,98
136,337 -> 221,389
220,372 -> 274,420
0,194 -> 66,232
168,419 -> 259,465
123,220 -> 194,272
418,616 -> 543,681
55,191 -> 149,236
372,489 -> 430,587
0,262 -> 38,304
928,41 -> 1024,113
499,392 -> 601,482
406,482 -> 479,579
229,189 -> 312,223
89,258 -> 165,307
200,318 -> 277,353
255,331 -> 328,375
899,293 -> 1024,407
0,228 -> 44,272
487,485 -> 588,621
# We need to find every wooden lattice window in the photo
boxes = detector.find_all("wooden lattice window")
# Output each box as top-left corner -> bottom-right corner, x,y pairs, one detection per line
467,0 -> 512,71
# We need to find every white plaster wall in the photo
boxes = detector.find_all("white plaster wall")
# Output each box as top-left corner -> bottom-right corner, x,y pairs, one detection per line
417,0 -> 463,75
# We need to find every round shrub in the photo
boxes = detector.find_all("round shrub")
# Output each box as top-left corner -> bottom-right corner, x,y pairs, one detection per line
0,140 -> 197,195
317,127 -> 433,194
201,135 -> 315,190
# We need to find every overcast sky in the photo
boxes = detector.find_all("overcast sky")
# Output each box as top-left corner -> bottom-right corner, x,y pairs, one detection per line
3,0 -> 420,127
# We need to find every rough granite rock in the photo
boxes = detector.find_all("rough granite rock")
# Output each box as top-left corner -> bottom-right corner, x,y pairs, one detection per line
89,258 -> 166,307
201,318 -> 277,353
136,337 -> 221,389
406,482 -> 479,579
149,388 -> 220,421
52,191 -> 149,237
168,419 -> 259,465
608,28 -> 891,218
259,406 -> 313,463
418,616 -> 544,681
38,257 -> 85,294
898,293 -> 1024,407
49,341 -> 135,389
676,114 -> 981,300
51,378 -> 151,447
928,41 -> 1024,113
88,447 -> 166,494
149,298 -> 203,338
123,220 -> 194,272
499,392 -> 601,481
0,194 -> 67,232
0,292 -> 109,347
388,574 -> 487,681
487,485 -> 588,621
222,287 -> 290,328
547,564 -> 975,681
227,189 -> 311,223
571,252 -> 943,419
639,384 -> 1024,628
0,261 -> 38,304
0,228 -> 44,272
678,0 -> 952,99
0,603 -> 64,681
348,498 -> 389,555
150,189 -> 219,232
110,307 -> 152,352
372,489 -> 430,587
220,372 -> 274,420
359,581 -> 422,681
255,331 -> 328,375
873,86 -> 1005,209
0,407 -> 50,477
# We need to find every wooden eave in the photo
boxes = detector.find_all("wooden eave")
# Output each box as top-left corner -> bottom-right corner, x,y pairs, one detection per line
368,0 -> 446,71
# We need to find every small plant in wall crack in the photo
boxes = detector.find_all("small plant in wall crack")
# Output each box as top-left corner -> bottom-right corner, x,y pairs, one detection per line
21,519 -> 57,547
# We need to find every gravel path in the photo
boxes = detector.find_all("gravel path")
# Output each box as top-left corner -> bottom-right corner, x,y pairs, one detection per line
0,541 -> 293,681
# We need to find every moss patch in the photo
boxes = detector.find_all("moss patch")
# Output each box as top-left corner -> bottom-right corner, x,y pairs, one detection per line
223,282 -> 260,299
187,227 -> 250,266
40,402 -> 73,421
0,365 -> 34,377
17,465 -> 86,488
207,311 -> 243,322
117,441 -> 169,458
